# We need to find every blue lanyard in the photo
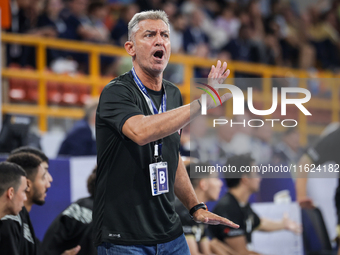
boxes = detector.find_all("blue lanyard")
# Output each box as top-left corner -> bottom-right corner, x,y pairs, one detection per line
131,67 -> 166,114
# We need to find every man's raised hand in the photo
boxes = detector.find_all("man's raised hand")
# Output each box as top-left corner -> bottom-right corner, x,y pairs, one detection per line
203,60 -> 232,110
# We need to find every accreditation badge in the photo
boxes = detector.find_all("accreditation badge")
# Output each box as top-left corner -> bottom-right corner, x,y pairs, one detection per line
149,162 -> 169,196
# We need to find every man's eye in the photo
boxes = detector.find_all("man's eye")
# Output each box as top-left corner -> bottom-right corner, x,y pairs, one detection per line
146,34 -> 153,37
163,34 -> 169,38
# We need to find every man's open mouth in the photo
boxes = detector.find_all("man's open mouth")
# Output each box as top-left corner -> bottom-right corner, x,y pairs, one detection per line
153,50 -> 164,59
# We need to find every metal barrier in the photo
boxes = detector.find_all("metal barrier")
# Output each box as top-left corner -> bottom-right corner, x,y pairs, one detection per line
1,32 -> 339,145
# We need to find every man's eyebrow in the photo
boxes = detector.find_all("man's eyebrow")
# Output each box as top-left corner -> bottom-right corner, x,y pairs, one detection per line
144,30 -> 169,33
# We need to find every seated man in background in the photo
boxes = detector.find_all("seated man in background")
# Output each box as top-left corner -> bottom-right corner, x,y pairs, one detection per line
58,99 -> 98,156
11,146 -> 53,184
0,152 -> 80,255
175,163 -> 236,255
0,162 -> 27,219
209,154 -> 301,255
42,166 -> 97,255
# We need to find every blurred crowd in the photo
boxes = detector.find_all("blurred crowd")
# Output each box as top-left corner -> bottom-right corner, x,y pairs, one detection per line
6,0 -> 340,76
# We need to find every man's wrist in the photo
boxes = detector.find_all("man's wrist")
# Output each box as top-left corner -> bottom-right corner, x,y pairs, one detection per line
189,202 -> 207,219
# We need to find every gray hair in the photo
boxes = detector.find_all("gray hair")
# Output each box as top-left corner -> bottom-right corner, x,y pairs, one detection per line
128,10 -> 170,41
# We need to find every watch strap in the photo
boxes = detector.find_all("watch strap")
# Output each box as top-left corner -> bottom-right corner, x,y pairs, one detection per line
189,202 -> 208,218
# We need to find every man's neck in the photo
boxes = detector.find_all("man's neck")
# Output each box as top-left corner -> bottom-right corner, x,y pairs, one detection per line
0,198 -> 13,219
133,64 -> 163,91
229,187 -> 251,205
0,201 -> 6,219
24,200 -> 33,213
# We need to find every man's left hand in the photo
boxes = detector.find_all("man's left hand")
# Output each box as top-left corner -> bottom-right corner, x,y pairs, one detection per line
193,209 -> 239,228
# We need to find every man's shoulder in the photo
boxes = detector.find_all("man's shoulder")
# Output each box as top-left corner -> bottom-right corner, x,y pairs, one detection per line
214,193 -> 239,214
104,72 -> 134,90
1,214 -> 22,226
74,196 -> 94,210
62,198 -> 93,224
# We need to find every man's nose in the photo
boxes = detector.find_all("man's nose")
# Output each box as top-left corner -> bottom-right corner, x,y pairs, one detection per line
46,179 -> 52,188
155,33 -> 164,46
48,172 -> 53,183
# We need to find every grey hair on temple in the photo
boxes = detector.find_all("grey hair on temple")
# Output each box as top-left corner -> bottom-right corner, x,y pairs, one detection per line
128,10 -> 170,41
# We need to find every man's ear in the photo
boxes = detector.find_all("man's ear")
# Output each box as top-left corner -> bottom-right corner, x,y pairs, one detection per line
125,41 -> 136,57
26,179 -> 32,193
6,187 -> 15,200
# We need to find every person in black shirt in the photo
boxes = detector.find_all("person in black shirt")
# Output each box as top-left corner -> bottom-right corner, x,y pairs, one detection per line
175,163 -> 236,255
94,10 -> 238,255
209,154 -> 301,255
295,126 -> 340,255
42,166 -> 97,255
0,162 -> 27,219
0,153 -> 80,255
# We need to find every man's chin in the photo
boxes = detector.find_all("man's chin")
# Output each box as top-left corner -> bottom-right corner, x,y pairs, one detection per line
33,199 -> 45,206
152,62 -> 168,73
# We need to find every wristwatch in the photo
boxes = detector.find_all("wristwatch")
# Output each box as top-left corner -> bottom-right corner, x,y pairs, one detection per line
189,202 -> 208,219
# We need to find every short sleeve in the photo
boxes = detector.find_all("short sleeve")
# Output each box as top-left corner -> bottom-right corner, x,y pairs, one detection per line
98,83 -> 144,138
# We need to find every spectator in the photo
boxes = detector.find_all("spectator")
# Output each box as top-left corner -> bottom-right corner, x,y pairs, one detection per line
183,8 -> 209,54
7,0 -> 63,67
209,154 -> 301,255
169,11 -> 187,54
58,98 -> 98,156
0,162 -> 27,219
222,24 -> 261,63
110,4 -> 139,46
307,8 -> 340,69
36,0 -> 64,38
175,163 -> 235,255
42,166 -> 97,255
215,5 -> 241,44
85,2 -> 109,43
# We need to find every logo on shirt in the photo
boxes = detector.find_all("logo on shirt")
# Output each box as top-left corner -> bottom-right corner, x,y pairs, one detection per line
223,228 -> 230,234
109,233 -> 121,238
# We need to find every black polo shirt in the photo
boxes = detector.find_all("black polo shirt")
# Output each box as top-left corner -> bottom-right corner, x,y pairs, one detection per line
0,206 -> 37,255
305,127 -> 340,223
208,192 -> 260,243
93,71 -> 183,246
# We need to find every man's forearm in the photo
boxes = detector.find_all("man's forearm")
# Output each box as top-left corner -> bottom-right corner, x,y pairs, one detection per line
257,218 -> 284,232
174,155 -> 200,210
122,100 -> 201,146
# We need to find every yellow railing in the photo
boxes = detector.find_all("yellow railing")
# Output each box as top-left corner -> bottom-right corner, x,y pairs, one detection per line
1,32 -> 339,145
